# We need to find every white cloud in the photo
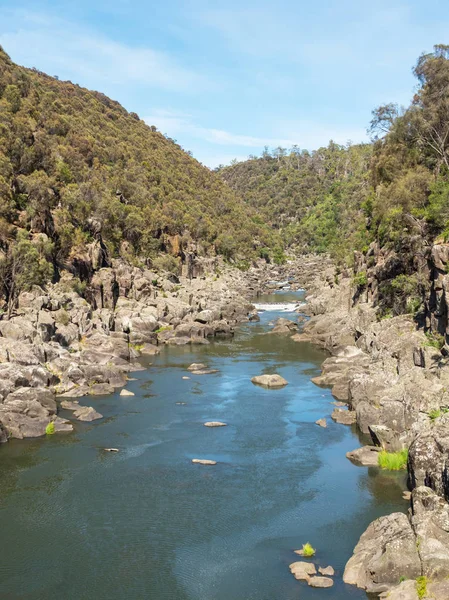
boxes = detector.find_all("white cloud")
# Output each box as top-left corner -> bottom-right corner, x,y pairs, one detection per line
143,109 -> 298,148
0,9 -> 204,92
144,109 -> 368,155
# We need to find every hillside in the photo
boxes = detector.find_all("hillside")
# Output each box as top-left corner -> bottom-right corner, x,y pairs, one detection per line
218,142 -> 372,260
0,46 -> 280,311
219,44 -> 449,272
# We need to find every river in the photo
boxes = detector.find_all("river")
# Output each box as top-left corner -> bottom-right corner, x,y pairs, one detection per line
0,290 -> 407,599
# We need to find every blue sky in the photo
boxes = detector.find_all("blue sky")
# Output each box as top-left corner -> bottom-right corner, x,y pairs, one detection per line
0,0 -> 447,167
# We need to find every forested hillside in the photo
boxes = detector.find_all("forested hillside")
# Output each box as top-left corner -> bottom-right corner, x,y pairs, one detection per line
219,44 -> 449,266
0,46 -> 280,310
218,142 -> 372,260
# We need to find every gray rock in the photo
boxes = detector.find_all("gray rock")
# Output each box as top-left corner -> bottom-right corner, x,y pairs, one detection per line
60,400 -> 80,410
331,408 -> 356,425
346,446 -> 380,466
204,421 -> 227,427
289,561 -> 316,581
379,580 -> 418,600
318,566 -> 335,576
251,374 -> 288,388
6,387 -> 57,414
315,418 -> 327,428
408,415 -> 449,500
308,577 -> 333,588
73,406 -> 103,422
343,512 -> 421,593
120,389 -> 135,396
191,459 -> 217,465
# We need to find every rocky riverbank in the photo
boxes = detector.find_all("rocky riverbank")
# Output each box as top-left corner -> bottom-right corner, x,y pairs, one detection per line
291,247 -> 449,599
0,256 -> 308,443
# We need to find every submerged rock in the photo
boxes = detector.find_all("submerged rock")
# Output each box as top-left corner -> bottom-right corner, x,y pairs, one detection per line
188,363 -> 207,371
251,374 -> 288,388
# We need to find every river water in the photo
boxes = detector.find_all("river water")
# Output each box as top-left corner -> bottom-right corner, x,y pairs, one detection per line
0,290 -> 407,600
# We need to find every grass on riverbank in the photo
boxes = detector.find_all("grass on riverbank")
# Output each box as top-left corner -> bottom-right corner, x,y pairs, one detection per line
378,449 -> 408,471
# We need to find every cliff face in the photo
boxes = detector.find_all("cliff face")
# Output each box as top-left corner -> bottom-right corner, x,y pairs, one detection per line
296,244 -> 449,597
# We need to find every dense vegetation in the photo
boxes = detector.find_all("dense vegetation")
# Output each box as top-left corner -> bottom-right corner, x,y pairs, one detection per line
219,44 -> 449,266
218,142 -> 372,261
0,46 -> 280,310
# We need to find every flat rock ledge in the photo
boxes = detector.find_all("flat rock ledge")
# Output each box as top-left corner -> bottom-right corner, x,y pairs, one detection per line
318,566 -> 335,576
191,459 -> 217,465
204,421 -> 227,427
289,561 -> 316,581
344,486 -> 449,596
251,374 -> 288,388
73,406 -> 103,422
331,408 -> 356,425
308,576 -> 333,588
346,446 -> 380,467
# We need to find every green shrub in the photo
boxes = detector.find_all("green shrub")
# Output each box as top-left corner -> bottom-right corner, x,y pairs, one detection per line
301,542 -> 316,557
152,255 -> 180,274
416,576 -> 428,599
423,332 -> 445,350
353,271 -> 368,287
45,422 -> 55,435
378,448 -> 408,470
429,408 -> 448,420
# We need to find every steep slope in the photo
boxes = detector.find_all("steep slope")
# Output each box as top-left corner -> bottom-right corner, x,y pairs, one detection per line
0,46 -> 279,310
218,142 -> 372,259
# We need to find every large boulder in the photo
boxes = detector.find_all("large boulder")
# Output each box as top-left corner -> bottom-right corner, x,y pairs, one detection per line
343,512 -> 421,594
408,414 -> 449,500
6,387 -> 57,414
410,486 -> 449,579
0,398 -> 51,438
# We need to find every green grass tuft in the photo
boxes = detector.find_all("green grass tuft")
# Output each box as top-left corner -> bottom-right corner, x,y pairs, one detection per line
378,448 -> 408,471
301,542 -> 316,557
416,576 -> 428,599
45,422 -> 55,435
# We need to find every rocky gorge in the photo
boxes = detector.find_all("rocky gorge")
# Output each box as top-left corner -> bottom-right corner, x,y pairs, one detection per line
3,242 -> 449,599
0,253 -> 310,444
288,239 -> 449,599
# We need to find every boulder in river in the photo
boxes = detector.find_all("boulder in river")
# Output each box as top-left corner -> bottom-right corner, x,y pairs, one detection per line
331,408 -> 356,425
192,459 -> 217,465
346,446 -> 380,467
120,389 -> 135,396
308,576 -> 334,588
318,566 -> 335,576
73,406 -> 103,422
188,363 -> 207,371
204,421 -> 227,427
289,561 -> 316,581
315,418 -> 327,428
251,374 -> 288,388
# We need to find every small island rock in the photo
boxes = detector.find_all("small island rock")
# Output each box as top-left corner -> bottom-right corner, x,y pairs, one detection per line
251,374 -> 288,388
